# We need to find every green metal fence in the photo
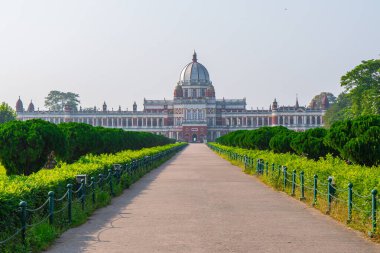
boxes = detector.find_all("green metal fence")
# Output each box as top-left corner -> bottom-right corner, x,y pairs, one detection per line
208,143 -> 379,237
0,144 -> 185,247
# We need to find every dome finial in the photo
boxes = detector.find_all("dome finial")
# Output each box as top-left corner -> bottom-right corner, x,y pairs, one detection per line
192,50 -> 197,62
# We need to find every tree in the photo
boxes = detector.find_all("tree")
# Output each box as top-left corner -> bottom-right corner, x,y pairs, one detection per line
45,90 -> 80,111
323,93 -> 352,127
340,59 -> 380,117
290,128 -> 335,160
0,119 -> 66,175
0,102 -> 16,124
269,130 -> 298,153
323,59 -> 380,125
324,115 -> 380,166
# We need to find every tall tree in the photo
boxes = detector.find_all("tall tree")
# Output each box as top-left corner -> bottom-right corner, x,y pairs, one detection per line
323,93 -> 352,127
0,102 -> 16,124
340,59 -> 380,117
324,59 -> 380,126
45,90 -> 80,111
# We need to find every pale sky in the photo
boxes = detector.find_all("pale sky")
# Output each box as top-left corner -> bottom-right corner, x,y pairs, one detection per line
0,0 -> 379,111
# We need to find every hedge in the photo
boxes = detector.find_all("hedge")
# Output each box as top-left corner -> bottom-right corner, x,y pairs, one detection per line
0,142 -> 185,252
0,120 -> 175,175
216,116 -> 380,166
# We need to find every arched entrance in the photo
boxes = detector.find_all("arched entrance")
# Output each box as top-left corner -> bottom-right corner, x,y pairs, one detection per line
192,133 -> 197,143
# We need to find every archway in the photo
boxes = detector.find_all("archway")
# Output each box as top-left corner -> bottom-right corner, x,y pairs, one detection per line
192,133 -> 198,143
184,134 -> 190,142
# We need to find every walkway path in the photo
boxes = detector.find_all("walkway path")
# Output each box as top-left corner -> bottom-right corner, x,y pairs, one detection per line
47,144 -> 380,253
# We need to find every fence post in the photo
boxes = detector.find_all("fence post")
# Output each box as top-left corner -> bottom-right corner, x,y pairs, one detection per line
291,170 -> 296,196
80,179 -> 85,211
99,174 -> 103,190
278,165 -> 281,177
48,191 -> 55,225
256,159 -> 260,174
347,183 -> 353,223
300,171 -> 305,200
91,177 -> 96,205
109,169 -> 114,196
265,162 -> 269,176
313,175 -> 318,206
326,177 -> 332,214
244,155 -> 247,170
370,189 -> 377,237
67,184 -> 72,223
271,163 -> 275,174
283,166 -> 287,191
19,201 -> 27,244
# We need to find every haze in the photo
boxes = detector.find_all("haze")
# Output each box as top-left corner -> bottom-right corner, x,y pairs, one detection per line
0,0 -> 379,110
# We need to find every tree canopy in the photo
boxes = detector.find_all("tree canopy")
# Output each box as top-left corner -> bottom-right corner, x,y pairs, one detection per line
45,90 -> 80,111
0,102 -> 16,124
324,59 -> 380,126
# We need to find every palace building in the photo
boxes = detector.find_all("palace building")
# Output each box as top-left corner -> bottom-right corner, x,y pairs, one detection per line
16,52 -> 328,142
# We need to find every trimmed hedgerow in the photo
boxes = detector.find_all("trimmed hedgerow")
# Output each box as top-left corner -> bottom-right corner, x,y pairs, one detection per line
0,120 -> 175,175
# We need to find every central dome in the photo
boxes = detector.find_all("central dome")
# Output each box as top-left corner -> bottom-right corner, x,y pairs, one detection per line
179,51 -> 211,86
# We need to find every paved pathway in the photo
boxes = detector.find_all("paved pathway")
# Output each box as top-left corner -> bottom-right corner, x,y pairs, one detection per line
47,144 -> 380,253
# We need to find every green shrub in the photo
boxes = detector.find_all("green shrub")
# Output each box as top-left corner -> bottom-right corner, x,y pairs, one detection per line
325,115 -> 380,166
290,128 -> 334,160
0,119 -> 66,175
0,143 -> 185,252
0,120 -> 175,175
342,126 -> 380,166
269,130 -> 298,153
58,123 -> 98,163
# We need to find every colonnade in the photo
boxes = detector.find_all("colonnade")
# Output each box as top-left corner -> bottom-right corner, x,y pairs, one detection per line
224,115 -> 323,127
21,116 -> 166,128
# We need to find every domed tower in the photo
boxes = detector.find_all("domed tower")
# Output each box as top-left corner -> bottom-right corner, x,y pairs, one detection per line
321,94 -> 330,110
16,96 -> 24,113
27,100 -> 35,112
310,99 -> 317,109
176,51 -> 213,99
103,102 -> 107,112
271,98 -> 278,125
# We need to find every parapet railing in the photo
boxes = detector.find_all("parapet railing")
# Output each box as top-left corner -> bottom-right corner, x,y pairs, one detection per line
0,144 -> 186,247
208,143 -> 378,237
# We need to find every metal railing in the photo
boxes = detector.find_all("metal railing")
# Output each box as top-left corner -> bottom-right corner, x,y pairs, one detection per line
208,143 -> 379,237
0,144 -> 186,247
